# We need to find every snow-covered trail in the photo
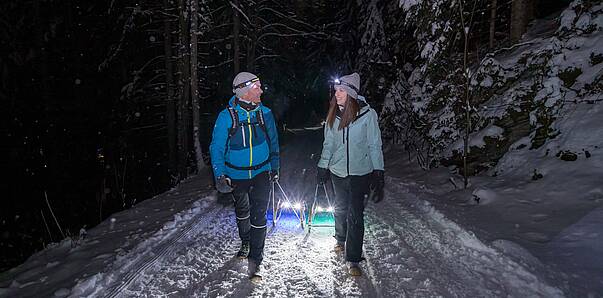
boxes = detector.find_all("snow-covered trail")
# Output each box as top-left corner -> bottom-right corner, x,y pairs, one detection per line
0,130 -> 565,297
364,179 -> 563,297
101,130 -> 562,297
93,178 -> 562,297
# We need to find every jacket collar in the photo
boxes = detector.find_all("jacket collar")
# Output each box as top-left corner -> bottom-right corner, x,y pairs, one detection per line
228,96 -> 261,112
335,98 -> 370,119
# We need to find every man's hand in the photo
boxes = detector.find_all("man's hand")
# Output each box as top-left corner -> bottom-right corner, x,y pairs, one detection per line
317,167 -> 330,185
216,175 -> 234,193
369,170 -> 384,203
269,170 -> 279,182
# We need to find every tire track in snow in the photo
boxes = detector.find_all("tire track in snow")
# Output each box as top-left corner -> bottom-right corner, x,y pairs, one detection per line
362,178 -> 563,297
123,203 -> 246,297
100,202 -> 226,298
130,208 -> 284,297
181,219 -> 282,297
192,221 -> 381,298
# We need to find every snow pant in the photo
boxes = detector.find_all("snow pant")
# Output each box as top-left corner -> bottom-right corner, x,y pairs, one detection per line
331,173 -> 370,263
230,171 -> 270,264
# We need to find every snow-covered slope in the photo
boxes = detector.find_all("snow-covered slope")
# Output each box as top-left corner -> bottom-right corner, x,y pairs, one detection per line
376,4 -> 603,294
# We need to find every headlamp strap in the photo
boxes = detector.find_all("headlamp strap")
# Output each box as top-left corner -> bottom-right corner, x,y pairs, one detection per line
334,80 -> 358,93
233,77 -> 260,89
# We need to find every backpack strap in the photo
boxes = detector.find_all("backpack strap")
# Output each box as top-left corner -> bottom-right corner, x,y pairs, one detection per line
256,110 -> 266,132
226,106 -> 239,137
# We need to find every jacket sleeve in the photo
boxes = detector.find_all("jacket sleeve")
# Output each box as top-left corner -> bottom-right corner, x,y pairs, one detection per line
209,110 -> 231,178
265,110 -> 280,170
317,124 -> 333,169
367,109 -> 384,171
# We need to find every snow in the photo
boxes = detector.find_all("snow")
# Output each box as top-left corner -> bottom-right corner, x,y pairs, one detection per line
2,2 -> 602,296
534,77 -> 562,107
385,140 -> 603,296
471,187 -> 498,205
0,132 -> 569,297
559,8 -> 578,32
449,124 -> 504,153
399,0 -> 420,12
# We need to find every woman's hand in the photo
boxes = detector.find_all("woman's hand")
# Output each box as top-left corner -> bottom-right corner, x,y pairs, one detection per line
369,170 -> 384,203
317,167 -> 330,185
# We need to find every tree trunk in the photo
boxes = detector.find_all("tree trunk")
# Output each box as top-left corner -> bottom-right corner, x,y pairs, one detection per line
164,0 -> 177,176
510,0 -> 534,42
458,0 -> 472,188
190,0 -> 204,173
233,0 -> 240,74
489,0 -> 497,49
247,38 -> 256,72
178,0 -> 191,178
246,3 -> 257,72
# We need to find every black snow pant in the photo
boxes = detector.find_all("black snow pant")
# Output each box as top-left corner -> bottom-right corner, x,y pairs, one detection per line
331,173 -> 370,263
230,171 -> 270,264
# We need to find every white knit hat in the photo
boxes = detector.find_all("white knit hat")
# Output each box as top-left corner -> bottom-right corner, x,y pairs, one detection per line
335,73 -> 360,99
232,72 -> 259,98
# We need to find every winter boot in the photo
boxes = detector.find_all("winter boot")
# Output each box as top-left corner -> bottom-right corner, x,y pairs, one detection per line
248,259 -> 262,283
348,262 -> 362,277
236,242 -> 250,259
333,241 -> 345,254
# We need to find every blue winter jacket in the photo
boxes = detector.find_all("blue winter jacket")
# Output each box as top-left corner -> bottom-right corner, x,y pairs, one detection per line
209,96 -> 280,180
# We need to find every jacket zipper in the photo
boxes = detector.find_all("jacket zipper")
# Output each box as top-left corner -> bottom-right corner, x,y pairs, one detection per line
247,111 -> 253,178
345,127 -> 350,176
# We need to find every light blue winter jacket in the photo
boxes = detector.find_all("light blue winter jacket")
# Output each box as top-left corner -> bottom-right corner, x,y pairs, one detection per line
318,97 -> 384,178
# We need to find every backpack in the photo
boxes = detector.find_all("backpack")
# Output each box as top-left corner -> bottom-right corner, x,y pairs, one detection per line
224,106 -> 273,171
226,106 -> 268,139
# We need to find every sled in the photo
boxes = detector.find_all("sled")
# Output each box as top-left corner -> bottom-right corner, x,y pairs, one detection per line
268,180 -> 305,228
307,183 -> 335,232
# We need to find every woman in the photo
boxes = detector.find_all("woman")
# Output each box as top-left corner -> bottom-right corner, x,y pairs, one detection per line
316,72 -> 385,276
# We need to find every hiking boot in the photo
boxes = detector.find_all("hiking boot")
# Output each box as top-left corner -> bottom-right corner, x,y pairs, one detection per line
333,241 -> 345,254
236,242 -> 250,259
348,262 -> 362,277
248,259 -> 262,283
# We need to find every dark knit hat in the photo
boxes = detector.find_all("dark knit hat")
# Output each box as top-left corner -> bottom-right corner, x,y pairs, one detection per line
232,72 -> 259,98
334,73 -> 360,99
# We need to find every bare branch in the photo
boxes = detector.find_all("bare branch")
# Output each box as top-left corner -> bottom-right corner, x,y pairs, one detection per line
229,1 -> 252,25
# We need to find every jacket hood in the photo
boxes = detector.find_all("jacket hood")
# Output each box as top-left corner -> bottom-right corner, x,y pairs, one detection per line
357,95 -> 370,113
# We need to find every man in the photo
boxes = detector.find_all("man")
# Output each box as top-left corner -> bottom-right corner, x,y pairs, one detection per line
209,71 -> 280,281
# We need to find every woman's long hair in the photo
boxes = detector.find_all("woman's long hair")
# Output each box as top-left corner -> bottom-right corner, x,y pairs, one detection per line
326,95 -> 359,130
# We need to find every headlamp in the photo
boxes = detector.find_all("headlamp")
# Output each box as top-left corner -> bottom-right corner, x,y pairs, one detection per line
233,77 -> 260,89
333,79 -> 358,93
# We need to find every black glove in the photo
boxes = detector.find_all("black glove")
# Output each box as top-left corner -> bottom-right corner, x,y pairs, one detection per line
369,170 -> 384,203
215,175 -> 233,193
269,170 -> 279,182
317,167 -> 330,185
